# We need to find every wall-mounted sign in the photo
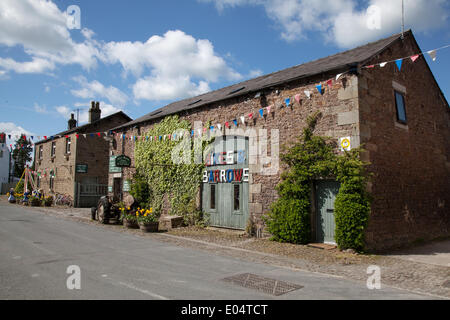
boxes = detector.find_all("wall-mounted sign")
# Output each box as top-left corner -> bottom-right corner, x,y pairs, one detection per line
115,155 -> 132,168
123,179 -> 131,192
76,164 -> 88,173
108,186 -> 113,193
339,137 -> 352,151
203,168 -> 249,183
109,156 -> 122,173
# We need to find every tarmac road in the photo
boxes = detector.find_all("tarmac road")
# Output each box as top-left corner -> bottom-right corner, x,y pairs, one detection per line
0,202 -> 434,300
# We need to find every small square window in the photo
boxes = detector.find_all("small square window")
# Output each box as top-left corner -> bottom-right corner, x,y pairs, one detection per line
51,142 -> 56,157
394,91 -> 407,124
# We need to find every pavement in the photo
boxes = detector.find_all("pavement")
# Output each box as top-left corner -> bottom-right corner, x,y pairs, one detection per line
386,240 -> 450,268
0,201 -> 438,300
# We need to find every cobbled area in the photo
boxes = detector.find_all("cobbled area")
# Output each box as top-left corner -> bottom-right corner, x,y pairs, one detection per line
2,196 -> 448,299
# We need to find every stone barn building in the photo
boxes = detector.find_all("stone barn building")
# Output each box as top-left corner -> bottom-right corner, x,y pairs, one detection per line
34,102 -> 131,207
108,30 -> 449,251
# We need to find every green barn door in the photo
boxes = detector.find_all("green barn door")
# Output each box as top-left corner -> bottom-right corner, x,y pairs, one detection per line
202,136 -> 249,229
316,180 -> 340,244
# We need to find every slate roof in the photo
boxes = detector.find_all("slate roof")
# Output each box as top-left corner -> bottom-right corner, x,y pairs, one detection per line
114,30 -> 410,131
35,111 -> 132,145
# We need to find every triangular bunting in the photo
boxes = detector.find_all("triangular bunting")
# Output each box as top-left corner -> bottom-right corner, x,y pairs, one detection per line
428,50 -> 437,61
395,59 -> 403,71
410,54 -> 419,62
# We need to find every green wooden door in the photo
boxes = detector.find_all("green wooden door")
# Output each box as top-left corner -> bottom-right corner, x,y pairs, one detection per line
316,180 -> 340,244
202,136 -> 249,229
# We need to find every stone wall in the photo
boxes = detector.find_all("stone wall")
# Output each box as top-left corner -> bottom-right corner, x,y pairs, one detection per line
359,35 -> 450,251
110,72 -> 360,228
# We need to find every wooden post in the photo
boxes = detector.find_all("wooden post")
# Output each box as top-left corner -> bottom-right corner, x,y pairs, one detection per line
24,166 -> 28,193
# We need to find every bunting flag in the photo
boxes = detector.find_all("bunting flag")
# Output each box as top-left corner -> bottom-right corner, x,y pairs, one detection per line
316,84 -> 323,95
233,119 -> 238,126
428,50 -> 437,61
240,116 -> 245,125
410,54 -> 419,62
304,90 -> 311,99
267,105 -> 272,114
336,73 -> 344,81
285,98 -> 291,107
248,113 -> 253,119
294,94 -> 301,104
380,62 -> 387,67
259,109 -> 264,117
225,122 -> 230,129
217,124 -> 222,131
327,79 -> 333,88
395,59 -> 403,71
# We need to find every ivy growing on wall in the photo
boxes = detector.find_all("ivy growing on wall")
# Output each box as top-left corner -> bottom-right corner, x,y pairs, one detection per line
264,112 -> 371,251
134,115 -> 211,218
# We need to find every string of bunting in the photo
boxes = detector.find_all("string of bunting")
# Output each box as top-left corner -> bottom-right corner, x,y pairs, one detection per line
3,43 -> 448,148
361,44 -> 450,71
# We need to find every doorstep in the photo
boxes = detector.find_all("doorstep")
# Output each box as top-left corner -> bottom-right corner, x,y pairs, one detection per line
307,243 -> 337,250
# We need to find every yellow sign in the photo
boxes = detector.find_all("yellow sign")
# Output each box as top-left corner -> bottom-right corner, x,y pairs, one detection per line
340,137 -> 351,151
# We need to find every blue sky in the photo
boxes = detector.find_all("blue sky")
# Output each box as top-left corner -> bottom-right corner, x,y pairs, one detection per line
1,0 -> 449,145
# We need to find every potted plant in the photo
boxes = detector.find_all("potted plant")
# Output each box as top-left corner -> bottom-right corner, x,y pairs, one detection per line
30,196 -> 41,207
137,207 -> 159,233
42,196 -> 53,207
120,206 -> 139,229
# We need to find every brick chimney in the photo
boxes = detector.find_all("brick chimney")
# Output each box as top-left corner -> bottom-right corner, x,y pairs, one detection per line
68,113 -> 77,129
89,101 -> 101,123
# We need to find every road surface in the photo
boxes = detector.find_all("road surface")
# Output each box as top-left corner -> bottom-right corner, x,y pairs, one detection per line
0,202 -> 433,300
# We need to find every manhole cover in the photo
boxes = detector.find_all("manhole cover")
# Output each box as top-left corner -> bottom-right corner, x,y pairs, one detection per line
222,273 -> 303,296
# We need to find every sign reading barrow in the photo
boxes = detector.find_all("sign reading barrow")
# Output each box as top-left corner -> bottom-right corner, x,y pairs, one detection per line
115,155 -> 132,168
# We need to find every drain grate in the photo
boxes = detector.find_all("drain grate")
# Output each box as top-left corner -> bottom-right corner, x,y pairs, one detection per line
222,273 -> 303,296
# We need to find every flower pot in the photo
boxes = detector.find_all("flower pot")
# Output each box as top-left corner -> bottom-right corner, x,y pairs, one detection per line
139,221 -> 159,233
123,218 -> 139,229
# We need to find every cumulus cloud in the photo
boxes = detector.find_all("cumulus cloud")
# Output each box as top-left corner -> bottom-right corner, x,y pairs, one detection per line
0,57 -> 55,74
102,30 -> 241,101
0,1 -> 241,103
55,102 -> 122,125
202,0 -> 449,47
34,103 -> 48,114
71,76 -> 129,108
0,0 -> 100,73
0,122 -> 35,145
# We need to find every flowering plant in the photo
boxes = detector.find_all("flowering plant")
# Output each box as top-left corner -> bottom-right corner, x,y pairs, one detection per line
119,205 -> 138,222
136,207 -> 158,224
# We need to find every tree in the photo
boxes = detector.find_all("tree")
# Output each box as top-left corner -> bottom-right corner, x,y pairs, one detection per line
12,135 -> 33,178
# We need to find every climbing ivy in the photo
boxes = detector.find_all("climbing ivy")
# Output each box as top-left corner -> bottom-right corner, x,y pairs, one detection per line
134,115 -> 212,219
264,112 -> 371,251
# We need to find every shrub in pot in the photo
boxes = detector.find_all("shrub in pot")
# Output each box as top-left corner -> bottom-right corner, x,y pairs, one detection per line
136,207 -> 159,233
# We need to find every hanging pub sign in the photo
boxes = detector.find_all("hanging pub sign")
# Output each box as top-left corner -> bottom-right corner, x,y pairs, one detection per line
115,155 -> 132,168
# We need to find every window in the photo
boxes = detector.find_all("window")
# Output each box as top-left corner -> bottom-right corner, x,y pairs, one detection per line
38,146 -> 43,159
65,137 -> 71,154
49,175 -> 54,190
51,142 -> 56,157
37,176 -> 40,188
210,184 -> 216,210
394,91 -> 407,124
234,184 -> 240,211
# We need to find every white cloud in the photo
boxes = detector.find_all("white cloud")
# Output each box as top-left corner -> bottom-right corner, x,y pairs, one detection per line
0,57 -> 55,74
133,75 -> 211,101
55,102 -> 122,125
102,30 -> 241,101
202,0 -> 449,47
71,76 -> 128,107
0,122 -> 35,145
0,0 -> 100,74
34,103 -> 48,114
45,86 -> 50,93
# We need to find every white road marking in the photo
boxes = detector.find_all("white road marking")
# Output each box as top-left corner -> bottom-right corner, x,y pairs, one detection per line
117,281 -> 169,300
